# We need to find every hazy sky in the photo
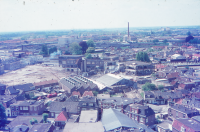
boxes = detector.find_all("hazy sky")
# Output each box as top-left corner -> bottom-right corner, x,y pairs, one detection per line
0,0 -> 200,32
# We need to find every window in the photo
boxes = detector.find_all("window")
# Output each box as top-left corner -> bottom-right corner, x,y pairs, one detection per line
140,117 -> 143,122
62,61 -> 66,64
16,107 -> 18,110
20,107 -> 23,110
34,107 -> 37,111
146,118 -> 148,123
23,107 -> 28,110
176,111 -> 178,117
82,103 -> 87,106
89,103 -> 93,106
51,113 -> 54,117
183,114 -> 186,118
181,126 -> 186,132
134,110 -> 137,114
82,108 -> 87,110
169,108 -> 171,112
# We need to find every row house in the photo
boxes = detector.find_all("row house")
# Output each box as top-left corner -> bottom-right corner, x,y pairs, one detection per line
168,104 -> 199,121
0,95 -> 17,117
172,117 -> 200,132
99,97 -> 139,113
10,100 -> 45,117
124,103 -> 155,126
77,96 -> 99,114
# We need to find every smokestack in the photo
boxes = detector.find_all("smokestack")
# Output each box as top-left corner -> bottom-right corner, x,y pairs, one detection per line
128,22 -> 129,37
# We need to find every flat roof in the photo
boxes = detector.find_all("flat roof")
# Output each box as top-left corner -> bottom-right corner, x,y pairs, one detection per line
63,122 -> 104,132
79,110 -> 98,123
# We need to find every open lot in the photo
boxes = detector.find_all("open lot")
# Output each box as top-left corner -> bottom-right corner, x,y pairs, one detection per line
0,64 -> 72,86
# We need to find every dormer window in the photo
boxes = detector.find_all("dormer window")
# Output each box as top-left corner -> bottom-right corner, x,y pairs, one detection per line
82,103 -> 87,106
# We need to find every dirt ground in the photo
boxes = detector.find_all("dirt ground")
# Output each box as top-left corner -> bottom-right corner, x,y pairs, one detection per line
0,64 -> 71,86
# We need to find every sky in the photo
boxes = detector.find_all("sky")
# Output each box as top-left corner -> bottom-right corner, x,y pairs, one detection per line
0,0 -> 200,32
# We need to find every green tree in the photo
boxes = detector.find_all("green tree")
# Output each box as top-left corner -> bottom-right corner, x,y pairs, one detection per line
79,41 -> 88,54
42,113 -> 49,123
187,31 -> 191,36
136,52 -> 150,62
86,39 -> 95,47
142,82 -> 156,91
49,46 -> 57,54
0,104 -> 7,128
163,39 -> 168,44
153,39 -> 159,43
30,118 -> 38,125
158,85 -> 164,91
41,44 -> 48,56
86,47 -> 95,53
85,53 -> 92,59
69,42 -> 82,55
64,50 -> 71,55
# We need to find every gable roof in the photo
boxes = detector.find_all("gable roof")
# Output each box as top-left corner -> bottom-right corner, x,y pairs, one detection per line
96,74 -> 124,87
48,101 -> 79,114
173,118 -> 200,131
54,111 -> 68,122
101,108 -> 138,131
82,91 -> 94,97
71,91 -> 81,97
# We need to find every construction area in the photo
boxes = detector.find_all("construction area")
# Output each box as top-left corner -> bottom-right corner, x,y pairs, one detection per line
0,64 -> 71,86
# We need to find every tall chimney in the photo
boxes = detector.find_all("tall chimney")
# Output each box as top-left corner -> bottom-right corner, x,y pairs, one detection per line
128,22 -> 129,37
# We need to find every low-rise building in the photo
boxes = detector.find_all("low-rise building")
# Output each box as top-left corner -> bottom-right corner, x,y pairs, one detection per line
124,103 -> 155,126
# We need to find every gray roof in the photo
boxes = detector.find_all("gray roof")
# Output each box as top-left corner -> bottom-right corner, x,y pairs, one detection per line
48,101 -> 79,114
96,74 -> 124,87
192,116 -> 200,123
101,108 -> 138,131
28,123 -> 52,132
7,116 -> 43,128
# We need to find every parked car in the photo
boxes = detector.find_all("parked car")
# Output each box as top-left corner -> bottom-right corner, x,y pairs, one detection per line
47,93 -> 57,98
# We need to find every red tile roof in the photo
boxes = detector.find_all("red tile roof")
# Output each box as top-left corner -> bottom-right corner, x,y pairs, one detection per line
187,46 -> 195,49
72,91 -> 81,97
54,111 -> 68,122
175,99 -> 183,104
193,54 -> 200,57
167,72 -> 179,79
178,83 -> 186,89
82,91 -> 94,97
192,92 -> 200,99
156,64 -> 166,69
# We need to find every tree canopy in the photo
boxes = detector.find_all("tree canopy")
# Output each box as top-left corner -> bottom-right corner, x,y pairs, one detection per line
158,85 -> 164,91
69,42 -> 82,55
163,39 -> 168,44
49,46 -> 57,54
186,31 -> 194,42
86,39 -> 95,47
85,53 -> 92,59
79,41 -> 88,54
86,47 -> 95,53
30,118 -> 38,125
40,44 -> 48,56
136,52 -> 150,62
0,104 -> 7,128
153,39 -> 159,43
42,113 -> 48,123
189,38 -> 200,44
142,82 -> 156,91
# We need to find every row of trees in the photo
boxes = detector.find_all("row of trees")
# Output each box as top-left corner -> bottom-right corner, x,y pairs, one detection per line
142,82 -> 164,91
